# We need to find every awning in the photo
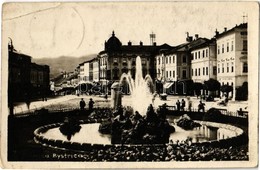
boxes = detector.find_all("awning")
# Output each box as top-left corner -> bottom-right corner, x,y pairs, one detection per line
163,82 -> 174,89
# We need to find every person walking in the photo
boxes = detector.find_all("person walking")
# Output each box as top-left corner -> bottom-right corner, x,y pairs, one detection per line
187,97 -> 192,112
89,98 -> 95,112
176,100 -> 180,111
198,101 -> 205,112
80,98 -> 86,110
181,99 -> 186,111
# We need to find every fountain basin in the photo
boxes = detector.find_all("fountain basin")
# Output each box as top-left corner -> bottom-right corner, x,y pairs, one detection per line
34,119 -> 244,151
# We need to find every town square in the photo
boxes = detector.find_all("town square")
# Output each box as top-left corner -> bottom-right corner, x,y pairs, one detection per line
1,1 -> 259,168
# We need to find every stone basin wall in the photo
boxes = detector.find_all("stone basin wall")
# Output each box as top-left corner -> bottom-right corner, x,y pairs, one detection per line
34,117 -> 247,152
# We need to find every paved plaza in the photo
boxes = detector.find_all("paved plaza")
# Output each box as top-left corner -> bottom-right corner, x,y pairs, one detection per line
13,94 -> 248,115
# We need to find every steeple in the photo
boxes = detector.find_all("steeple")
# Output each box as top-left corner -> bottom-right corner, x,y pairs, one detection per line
112,30 -> 115,37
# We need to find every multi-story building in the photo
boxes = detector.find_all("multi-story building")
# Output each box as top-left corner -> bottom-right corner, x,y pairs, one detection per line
91,58 -> 99,82
98,31 -> 172,93
8,41 -> 50,114
216,23 -> 248,100
30,62 -> 50,99
155,34 -> 208,94
191,38 -> 217,83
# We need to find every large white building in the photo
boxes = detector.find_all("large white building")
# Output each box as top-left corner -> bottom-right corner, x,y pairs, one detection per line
191,38 -> 217,83
216,23 -> 248,100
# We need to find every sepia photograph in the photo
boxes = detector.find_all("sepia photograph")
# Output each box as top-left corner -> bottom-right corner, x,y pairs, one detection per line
1,1 -> 259,168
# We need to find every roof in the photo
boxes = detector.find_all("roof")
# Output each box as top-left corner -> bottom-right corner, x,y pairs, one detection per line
216,23 -> 247,39
189,38 -> 216,51
164,38 -> 209,54
99,43 -> 173,56
78,56 -> 98,65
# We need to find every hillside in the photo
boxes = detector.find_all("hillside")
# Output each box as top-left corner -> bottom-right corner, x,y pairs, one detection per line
32,54 -> 97,79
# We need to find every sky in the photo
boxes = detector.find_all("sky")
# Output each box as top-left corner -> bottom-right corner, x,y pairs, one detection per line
2,2 -> 253,59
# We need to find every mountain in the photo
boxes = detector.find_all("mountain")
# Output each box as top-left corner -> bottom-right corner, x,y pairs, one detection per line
32,54 -> 97,79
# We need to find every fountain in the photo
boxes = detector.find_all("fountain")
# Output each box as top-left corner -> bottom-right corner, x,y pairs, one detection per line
98,56 -> 175,144
119,56 -> 154,116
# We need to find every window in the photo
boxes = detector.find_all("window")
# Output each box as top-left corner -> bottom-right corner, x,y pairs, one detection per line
231,41 -> 234,51
173,56 -> 175,63
192,69 -> 193,76
218,64 -> 220,73
183,55 -> 186,63
169,56 -> 171,63
169,71 -> 171,77
206,67 -> 208,75
203,50 -> 205,58
191,53 -> 194,60
222,63 -> 224,73
243,40 -> 247,50
213,66 -> 217,75
243,62 -> 248,73
182,70 -> 187,79
231,62 -> 234,72
222,44 -> 224,53
217,46 -> 220,54
166,57 -> 168,64
195,52 -> 197,59
206,49 -> 208,57
198,51 -> 200,59
173,70 -> 175,78
227,42 -> 229,52
198,68 -> 200,76
158,57 -> 160,64
195,69 -> 197,76
227,63 -> 229,73
166,71 -> 168,78
203,67 -> 205,75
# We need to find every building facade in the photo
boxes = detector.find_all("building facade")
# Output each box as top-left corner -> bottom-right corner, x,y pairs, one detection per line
155,35 -> 209,94
216,23 -> 248,100
98,31 -> 172,93
8,41 -> 50,114
191,38 -> 217,83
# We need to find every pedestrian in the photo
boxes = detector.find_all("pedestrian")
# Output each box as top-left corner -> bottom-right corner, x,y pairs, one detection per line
188,98 -> 192,112
181,99 -> 186,111
105,94 -> 108,101
89,98 -> 95,112
80,98 -> 86,110
198,101 -> 205,112
176,100 -> 180,111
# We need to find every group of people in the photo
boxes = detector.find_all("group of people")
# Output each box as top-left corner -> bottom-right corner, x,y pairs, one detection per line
175,99 -> 187,111
175,98 -> 193,111
174,98 -> 205,112
79,98 -> 95,112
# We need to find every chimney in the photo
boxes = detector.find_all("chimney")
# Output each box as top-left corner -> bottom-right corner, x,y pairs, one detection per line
128,41 -> 132,46
224,27 -> 227,32
186,32 -> 192,42
153,42 -> 157,46
195,34 -> 199,40
215,29 -> 219,37
189,36 -> 193,42
140,41 -> 143,46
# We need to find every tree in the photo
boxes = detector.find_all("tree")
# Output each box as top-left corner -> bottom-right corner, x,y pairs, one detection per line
236,82 -> 248,101
193,82 -> 203,97
204,79 -> 220,97
220,85 -> 233,98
